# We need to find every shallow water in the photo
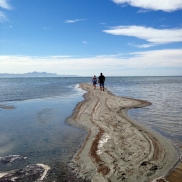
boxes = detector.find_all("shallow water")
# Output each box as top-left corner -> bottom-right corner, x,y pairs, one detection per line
0,76 -> 182,181
0,79 -> 88,181
0,77 -> 89,102
106,76 -> 182,153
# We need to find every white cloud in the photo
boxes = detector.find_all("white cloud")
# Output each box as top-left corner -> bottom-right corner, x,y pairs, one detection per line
137,9 -> 151,13
43,27 -> 52,30
0,0 -> 12,23
0,0 -> 11,9
0,11 -> 7,22
112,0 -> 182,12
136,43 -> 155,48
82,41 -> 88,44
128,42 -> 155,48
65,19 -> 85,23
103,26 -> 182,47
0,49 -> 182,76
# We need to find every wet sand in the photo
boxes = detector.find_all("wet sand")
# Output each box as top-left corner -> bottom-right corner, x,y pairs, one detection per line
67,83 -> 179,182
0,104 -> 15,109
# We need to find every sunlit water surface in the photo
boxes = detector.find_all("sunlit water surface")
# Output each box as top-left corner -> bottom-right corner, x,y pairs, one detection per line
0,77 -> 181,181
106,76 -> 182,153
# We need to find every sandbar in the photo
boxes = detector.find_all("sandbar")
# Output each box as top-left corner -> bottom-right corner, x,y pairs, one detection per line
67,83 -> 179,182
0,104 -> 15,109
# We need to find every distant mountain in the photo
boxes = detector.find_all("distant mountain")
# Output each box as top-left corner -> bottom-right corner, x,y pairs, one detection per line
0,72 -> 77,78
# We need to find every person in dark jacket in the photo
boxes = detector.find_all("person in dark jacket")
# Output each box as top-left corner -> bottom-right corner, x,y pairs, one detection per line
98,73 -> 105,91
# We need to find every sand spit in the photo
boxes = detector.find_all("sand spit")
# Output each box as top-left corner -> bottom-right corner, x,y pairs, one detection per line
67,83 -> 179,182
0,104 -> 15,109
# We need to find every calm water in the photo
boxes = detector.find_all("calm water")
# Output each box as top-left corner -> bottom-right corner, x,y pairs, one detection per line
106,76 -> 182,153
0,77 -> 89,181
0,77 -> 181,181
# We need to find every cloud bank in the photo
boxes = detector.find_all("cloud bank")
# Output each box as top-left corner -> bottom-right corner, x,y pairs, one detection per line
103,26 -> 182,47
0,49 -> 182,76
112,0 -> 182,12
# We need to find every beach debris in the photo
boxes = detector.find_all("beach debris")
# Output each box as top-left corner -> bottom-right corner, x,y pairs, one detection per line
149,165 -> 158,171
0,164 -> 50,182
36,164 -> 50,181
140,161 -> 148,166
0,155 -> 27,164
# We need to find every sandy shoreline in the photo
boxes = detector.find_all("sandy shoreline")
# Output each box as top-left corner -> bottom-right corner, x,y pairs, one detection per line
67,83 -> 179,182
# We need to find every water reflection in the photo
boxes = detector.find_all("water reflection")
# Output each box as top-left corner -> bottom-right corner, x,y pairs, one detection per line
0,97 -> 86,181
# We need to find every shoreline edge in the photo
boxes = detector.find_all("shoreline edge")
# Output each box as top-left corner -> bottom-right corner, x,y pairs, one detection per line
67,83 -> 179,182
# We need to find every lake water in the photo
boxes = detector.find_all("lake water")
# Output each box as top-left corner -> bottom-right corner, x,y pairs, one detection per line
106,77 -> 182,153
0,76 -> 181,181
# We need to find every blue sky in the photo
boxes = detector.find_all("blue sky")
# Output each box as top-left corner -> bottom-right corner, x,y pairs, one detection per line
0,0 -> 182,76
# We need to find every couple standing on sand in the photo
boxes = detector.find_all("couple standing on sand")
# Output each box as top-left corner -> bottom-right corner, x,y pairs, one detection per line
92,73 -> 105,91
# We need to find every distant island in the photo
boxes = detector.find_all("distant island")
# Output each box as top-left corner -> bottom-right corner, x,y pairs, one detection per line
0,72 -> 77,78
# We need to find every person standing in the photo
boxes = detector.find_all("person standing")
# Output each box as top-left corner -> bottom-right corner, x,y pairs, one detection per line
92,75 -> 97,89
98,73 -> 105,91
